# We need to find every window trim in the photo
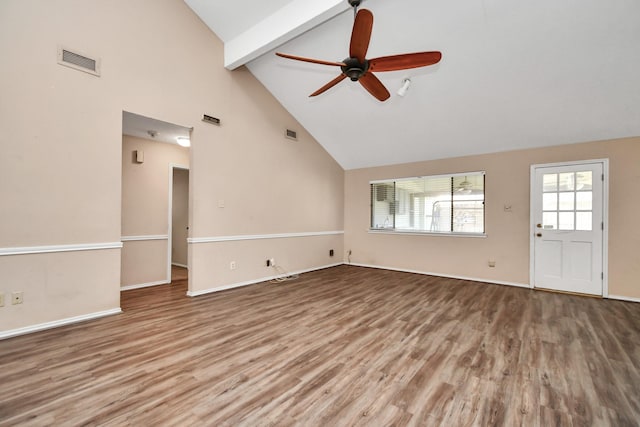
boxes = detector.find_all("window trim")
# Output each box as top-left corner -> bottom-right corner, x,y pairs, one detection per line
369,171 -> 486,236
368,229 -> 487,238
369,171 -> 485,184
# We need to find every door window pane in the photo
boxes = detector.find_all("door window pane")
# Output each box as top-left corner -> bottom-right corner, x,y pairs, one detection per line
576,191 -> 592,210
559,173 -> 575,191
559,212 -> 574,230
543,212 -> 557,229
576,171 -> 592,190
543,193 -> 557,211
559,192 -> 574,211
543,174 -> 558,192
576,212 -> 592,231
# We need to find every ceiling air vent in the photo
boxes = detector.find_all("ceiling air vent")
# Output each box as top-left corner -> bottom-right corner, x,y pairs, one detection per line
57,46 -> 100,76
285,129 -> 298,141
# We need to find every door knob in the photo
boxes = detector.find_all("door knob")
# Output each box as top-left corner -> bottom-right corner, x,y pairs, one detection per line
536,233 -> 542,237
536,223 -> 542,228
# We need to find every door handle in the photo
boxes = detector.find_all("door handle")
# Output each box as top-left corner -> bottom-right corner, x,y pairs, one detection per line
536,223 -> 542,228
536,233 -> 542,237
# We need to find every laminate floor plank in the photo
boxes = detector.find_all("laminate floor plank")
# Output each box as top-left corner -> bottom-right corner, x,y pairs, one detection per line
1,265 -> 639,426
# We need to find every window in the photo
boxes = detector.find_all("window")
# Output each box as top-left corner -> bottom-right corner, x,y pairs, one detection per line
370,172 -> 485,235
542,170 -> 593,231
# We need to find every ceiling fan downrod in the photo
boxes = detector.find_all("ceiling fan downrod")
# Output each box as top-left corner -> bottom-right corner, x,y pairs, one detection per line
348,0 -> 361,15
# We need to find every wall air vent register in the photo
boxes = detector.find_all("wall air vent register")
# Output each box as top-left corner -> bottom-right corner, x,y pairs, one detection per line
285,129 -> 298,141
57,46 -> 100,76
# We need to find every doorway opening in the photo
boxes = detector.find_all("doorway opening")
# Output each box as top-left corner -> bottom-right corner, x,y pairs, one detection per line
120,111 -> 191,294
169,165 -> 189,285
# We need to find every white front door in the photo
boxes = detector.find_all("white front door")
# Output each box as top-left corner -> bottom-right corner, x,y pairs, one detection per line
531,162 -> 605,295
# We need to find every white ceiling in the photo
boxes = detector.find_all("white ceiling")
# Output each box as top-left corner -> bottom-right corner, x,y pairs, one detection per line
122,111 -> 191,146
186,0 -> 640,170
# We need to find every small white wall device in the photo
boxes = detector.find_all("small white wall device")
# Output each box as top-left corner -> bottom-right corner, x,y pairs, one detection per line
135,150 -> 144,163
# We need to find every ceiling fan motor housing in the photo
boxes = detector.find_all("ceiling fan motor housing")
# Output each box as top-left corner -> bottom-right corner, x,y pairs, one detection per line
342,57 -> 369,81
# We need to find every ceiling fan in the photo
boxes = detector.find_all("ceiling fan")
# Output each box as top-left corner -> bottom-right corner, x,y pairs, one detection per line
275,0 -> 442,102
456,177 -> 473,193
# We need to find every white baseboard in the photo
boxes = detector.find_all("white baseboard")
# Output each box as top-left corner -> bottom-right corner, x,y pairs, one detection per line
608,294 -> 640,303
349,263 -> 531,289
120,280 -> 170,291
187,262 -> 344,297
171,262 -> 188,269
0,308 -> 122,340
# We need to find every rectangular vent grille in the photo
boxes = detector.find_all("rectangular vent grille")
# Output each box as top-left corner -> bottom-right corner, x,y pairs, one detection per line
203,114 -> 221,126
285,129 -> 298,141
57,46 -> 100,76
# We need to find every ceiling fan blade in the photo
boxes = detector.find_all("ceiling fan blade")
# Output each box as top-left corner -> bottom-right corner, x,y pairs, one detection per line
359,72 -> 390,101
276,52 -> 345,67
310,74 -> 348,97
369,51 -> 442,72
349,9 -> 374,63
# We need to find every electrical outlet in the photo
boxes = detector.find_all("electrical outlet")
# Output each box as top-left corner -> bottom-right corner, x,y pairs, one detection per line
12,291 -> 23,305
266,259 -> 271,267
229,261 -> 236,270
488,260 -> 496,268
0,293 -> 4,307
329,249 -> 334,257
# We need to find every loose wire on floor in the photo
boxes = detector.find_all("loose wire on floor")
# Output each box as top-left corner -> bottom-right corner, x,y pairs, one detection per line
270,264 -> 299,283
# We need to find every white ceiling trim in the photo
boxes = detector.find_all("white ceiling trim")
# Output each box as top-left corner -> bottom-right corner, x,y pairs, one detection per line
223,0 -> 349,70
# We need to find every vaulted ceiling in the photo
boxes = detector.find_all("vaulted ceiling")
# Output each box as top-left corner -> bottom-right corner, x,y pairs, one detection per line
185,0 -> 640,170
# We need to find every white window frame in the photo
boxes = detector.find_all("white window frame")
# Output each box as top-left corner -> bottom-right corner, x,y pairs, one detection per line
369,171 -> 486,237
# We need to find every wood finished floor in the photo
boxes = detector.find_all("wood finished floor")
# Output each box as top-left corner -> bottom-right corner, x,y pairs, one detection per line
171,264 -> 188,282
1,265 -> 639,426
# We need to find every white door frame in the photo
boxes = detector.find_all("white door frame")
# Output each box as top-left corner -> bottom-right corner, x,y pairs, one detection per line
529,159 -> 609,296
167,163 -> 189,283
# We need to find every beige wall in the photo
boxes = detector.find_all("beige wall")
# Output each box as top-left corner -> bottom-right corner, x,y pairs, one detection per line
120,241 -> 168,288
187,65 -> 345,293
189,235 -> 344,294
344,137 -> 640,299
121,136 -> 189,237
120,135 -> 188,287
172,168 -> 189,267
0,0 -> 344,335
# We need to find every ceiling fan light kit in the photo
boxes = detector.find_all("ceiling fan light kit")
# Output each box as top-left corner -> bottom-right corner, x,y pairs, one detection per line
275,0 -> 442,102
397,78 -> 411,97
